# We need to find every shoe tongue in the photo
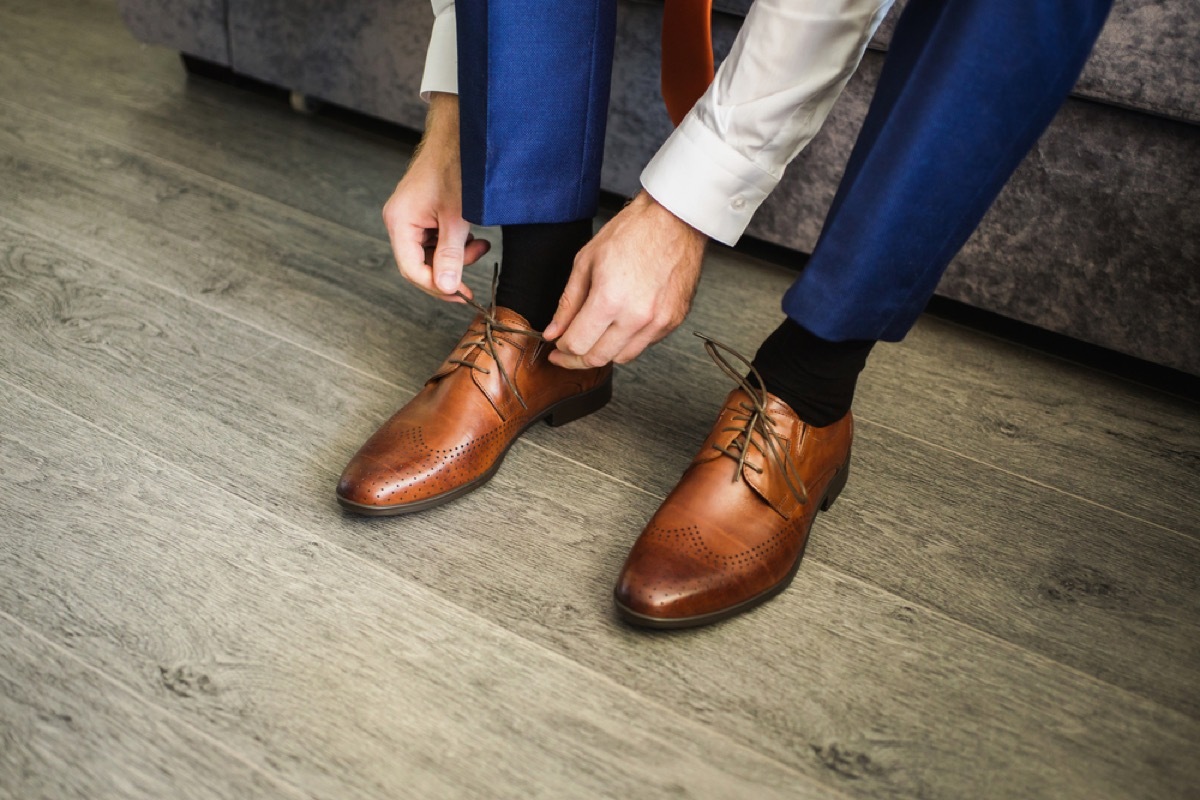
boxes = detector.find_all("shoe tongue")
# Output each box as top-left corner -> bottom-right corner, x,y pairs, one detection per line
748,387 -> 798,423
490,306 -> 534,332
426,310 -> 519,384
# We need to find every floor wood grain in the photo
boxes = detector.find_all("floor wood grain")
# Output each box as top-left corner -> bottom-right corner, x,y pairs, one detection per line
1,118 -> 1197,722
1,220 -> 1198,799
1,380 -> 836,800
0,615 -> 296,800
2,1 -> 1199,798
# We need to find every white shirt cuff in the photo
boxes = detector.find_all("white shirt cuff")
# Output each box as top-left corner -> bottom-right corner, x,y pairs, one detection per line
419,9 -> 458,100
640,112 -> 780,246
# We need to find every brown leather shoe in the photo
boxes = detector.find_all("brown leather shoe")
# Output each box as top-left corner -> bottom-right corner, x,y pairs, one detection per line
337,305 -> 611,515
614,337 -> 851,628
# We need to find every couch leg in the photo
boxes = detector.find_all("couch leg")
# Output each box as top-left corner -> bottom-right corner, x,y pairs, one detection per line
289,91 -> 322,115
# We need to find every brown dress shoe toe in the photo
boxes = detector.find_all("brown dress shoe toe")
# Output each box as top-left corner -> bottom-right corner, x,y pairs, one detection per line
614,338 -> 851,628
337,306 -> 611,516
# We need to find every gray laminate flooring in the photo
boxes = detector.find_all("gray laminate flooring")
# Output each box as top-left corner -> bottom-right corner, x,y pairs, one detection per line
2,2 -> 1198,798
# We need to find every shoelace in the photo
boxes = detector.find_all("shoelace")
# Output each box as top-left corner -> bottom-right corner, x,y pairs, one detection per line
449,266 -> 546,410
695,332 -> 809,507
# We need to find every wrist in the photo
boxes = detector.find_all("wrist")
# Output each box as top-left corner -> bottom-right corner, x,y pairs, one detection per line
427,92 -> 459,124
419,92 -> 460,162
634,190 -> 707,245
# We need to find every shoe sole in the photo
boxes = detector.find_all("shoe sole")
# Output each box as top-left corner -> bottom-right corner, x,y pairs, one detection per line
336,376 -> 613,517
613,451 -> 851,630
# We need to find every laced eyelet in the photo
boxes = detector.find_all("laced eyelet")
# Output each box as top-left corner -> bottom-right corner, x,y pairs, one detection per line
445,264 -> 548,410
694,332 -> 810,506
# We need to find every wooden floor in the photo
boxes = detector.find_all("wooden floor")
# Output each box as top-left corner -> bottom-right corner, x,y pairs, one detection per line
3,2 -> 1199,798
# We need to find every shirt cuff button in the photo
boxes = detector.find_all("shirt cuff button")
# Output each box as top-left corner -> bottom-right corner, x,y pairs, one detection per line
731,195 -> 746,210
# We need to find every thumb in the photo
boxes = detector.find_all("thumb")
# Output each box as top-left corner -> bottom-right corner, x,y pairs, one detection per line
544,255 -> 591,340
432,216 -> 470,294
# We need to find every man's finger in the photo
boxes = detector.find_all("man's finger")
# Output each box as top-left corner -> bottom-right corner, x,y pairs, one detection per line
552,292 -> 617,363
611,324 -> 667,365
463,234 -> 492,266
555,320 -> 634,369
389,224 -> 462,301
432,217 -> 471,294
391,224 -> 432,285
543,258 -> 592,340
422,232 -> 491,266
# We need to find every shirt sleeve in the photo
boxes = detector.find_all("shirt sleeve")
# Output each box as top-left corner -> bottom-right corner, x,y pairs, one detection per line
641,0 -> 895,245
420,0 -> 458,100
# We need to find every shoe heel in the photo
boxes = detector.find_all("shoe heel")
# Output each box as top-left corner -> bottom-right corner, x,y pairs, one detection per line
819,450 -> 851,512
545,376 -> 612,428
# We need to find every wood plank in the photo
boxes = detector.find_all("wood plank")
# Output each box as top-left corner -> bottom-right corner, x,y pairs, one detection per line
1,110 -> 1198,724
1,222 -> 1198,799
1,385 -> 831,800
0,221 -> 276,397
0,615 -> 296,800
0,48 -> 1195,540
0,98 -> 443,366
0,0 -> 405,240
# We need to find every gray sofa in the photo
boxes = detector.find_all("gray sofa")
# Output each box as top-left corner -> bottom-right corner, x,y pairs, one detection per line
118,0 -> 1200,376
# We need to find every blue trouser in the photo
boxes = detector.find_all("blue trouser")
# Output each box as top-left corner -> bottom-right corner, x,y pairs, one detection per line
456,0 -> 618,225
456,0 -> 1112,342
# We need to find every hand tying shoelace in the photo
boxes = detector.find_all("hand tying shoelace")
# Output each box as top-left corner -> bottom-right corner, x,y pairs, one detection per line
451,265 -> 547,410
338,264 -> 612,517
694,332 -> 809,507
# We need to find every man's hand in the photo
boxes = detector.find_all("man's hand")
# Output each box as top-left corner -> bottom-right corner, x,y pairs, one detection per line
383,92 -> 490,302
544,191 -> 708,368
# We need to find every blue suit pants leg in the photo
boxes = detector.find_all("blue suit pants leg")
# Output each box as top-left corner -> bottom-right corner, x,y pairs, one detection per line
456,0 -> 618,227
784,0 -> 1114,342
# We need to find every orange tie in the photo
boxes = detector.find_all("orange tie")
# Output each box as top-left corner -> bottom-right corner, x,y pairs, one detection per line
661,0 -> 715,126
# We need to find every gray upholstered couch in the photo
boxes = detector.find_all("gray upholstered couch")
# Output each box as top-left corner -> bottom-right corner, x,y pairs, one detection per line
118,0 -> 1200,376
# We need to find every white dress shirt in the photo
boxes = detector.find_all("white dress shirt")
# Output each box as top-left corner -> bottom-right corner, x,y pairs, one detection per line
420,0 -> 894,245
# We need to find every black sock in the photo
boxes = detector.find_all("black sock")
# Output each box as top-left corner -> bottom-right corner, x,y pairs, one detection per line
495,219 -> 593,331
750,317 -> 875,427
